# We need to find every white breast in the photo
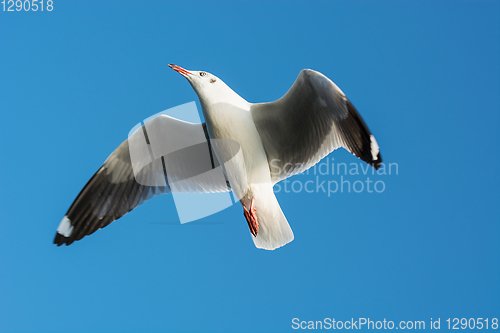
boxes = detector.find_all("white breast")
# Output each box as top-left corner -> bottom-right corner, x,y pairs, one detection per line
202,101 -> 271,202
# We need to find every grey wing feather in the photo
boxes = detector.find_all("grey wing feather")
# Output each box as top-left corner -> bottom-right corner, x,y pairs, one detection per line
54,115 -> 230,246
251,69 -> 382,184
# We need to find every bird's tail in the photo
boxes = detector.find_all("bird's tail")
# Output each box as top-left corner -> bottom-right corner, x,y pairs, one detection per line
244,184 -> 294,250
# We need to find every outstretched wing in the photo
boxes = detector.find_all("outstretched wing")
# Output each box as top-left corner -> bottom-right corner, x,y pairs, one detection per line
251,69 -> 382,184
54,115 -> 230,246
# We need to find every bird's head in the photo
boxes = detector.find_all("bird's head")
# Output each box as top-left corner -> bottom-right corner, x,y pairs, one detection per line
168,64 -> 248,108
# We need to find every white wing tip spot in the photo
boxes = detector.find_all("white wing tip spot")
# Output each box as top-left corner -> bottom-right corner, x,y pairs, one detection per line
57,216 -> 74,237
370,135 -> 380,161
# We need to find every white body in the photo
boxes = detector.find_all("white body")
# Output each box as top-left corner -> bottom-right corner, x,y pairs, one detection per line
197,80 -> 294,250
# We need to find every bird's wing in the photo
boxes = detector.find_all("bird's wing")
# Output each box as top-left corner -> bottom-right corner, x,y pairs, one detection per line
54,115 -> 231,246
251,69 -> 382,184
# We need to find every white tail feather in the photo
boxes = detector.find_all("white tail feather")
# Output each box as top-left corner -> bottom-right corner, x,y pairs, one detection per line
245,184 -> 294,250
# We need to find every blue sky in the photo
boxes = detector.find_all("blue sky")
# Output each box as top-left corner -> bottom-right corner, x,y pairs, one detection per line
0,1 -> 499,332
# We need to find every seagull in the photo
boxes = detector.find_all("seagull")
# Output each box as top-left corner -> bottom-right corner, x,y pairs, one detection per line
54,65 -> 382,250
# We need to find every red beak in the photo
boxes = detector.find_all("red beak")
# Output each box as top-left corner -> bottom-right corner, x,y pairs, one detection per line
168,64 -> 193,76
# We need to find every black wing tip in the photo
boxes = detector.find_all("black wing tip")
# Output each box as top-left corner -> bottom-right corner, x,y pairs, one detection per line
53,233 -> 74,246
343,99 -> 383,170
371,152 -> 383,170
357,138 -> 383,170
53,233 -> 65,246
363,147 -> 382,170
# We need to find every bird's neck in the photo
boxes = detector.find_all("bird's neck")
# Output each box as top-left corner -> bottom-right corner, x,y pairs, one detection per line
198,86 -> 252,139
197,84 -> 250,120
203,84 -> 250,110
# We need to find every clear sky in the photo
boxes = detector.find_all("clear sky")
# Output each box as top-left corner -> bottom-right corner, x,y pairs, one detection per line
0,1 -> 499,332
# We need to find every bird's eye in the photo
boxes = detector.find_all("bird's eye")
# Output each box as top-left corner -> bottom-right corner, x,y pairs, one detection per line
199,72 -> 207,77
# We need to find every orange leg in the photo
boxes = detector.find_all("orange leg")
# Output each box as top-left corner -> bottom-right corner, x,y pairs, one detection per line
243,198 -> 259,237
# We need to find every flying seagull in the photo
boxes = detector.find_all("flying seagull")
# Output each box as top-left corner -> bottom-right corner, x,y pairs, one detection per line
55,65 -> 382,250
